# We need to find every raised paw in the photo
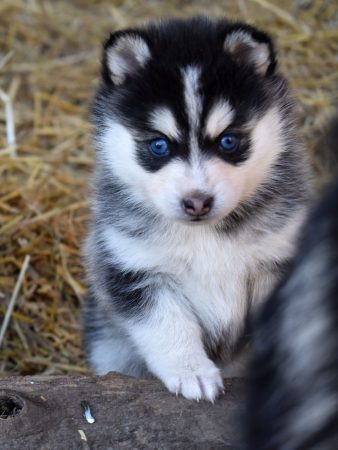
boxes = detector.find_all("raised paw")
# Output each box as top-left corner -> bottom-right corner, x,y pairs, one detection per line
161,360 -> 223,402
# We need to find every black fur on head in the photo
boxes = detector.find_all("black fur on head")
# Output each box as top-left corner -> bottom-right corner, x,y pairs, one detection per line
93,16 -> 284,170
101,17 -> 277,86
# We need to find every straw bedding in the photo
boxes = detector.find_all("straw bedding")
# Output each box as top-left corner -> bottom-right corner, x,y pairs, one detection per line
0,0 -> 337,375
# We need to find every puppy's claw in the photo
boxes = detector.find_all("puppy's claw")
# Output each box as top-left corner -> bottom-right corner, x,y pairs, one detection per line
163,362 -> 223,402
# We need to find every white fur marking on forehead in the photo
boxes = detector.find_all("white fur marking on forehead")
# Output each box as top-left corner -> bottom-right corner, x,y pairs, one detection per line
181,66 -> 202,131
149,107 -> 180,141
107,35 -> 151,85
205,101 -> 234,139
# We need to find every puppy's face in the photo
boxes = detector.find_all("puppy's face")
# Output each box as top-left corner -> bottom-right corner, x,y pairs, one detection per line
94,18 -> 287,225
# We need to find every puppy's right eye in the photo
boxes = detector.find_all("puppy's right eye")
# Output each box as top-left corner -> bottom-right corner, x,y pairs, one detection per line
149,138 -> 170,157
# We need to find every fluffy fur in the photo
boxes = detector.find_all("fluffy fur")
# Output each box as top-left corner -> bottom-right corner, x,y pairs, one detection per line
83,16 -> 311,401
246,177 -> 338,449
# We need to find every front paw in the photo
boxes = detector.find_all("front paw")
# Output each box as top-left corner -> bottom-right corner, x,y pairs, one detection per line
161,359 -> 223,402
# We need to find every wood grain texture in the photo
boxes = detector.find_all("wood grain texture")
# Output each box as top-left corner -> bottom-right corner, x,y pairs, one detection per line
0,374 -> 243,450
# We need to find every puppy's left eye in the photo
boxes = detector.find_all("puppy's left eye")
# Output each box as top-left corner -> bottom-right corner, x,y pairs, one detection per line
149,138 -> 170,157
219,134 -> 239,152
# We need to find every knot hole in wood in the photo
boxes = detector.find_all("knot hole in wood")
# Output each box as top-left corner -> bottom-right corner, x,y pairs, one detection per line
0,392 -> 24,419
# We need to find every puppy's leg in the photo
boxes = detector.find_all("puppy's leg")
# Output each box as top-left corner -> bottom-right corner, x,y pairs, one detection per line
87,325 -> 149,377
83,293 -> 148,377
127,288 -> 223,402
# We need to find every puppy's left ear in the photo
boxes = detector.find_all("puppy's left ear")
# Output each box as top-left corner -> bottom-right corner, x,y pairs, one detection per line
223,26 -> 276,76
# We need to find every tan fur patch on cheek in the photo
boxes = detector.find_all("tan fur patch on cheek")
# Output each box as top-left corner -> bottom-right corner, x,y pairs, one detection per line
205,159 -> 246,209
227,107 -> 284,199
200,108 -> 284,211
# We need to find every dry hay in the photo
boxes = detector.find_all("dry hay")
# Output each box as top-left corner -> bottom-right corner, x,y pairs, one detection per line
0,0 -> 337,376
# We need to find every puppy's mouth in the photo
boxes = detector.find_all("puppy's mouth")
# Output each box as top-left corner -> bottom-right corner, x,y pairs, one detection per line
179,209 -> 227,225
190,217 -> 203,222
180,214 -> 215,225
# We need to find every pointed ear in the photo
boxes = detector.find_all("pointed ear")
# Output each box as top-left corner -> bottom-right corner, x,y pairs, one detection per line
102,31 -> 151,85
223,26 -> 276,76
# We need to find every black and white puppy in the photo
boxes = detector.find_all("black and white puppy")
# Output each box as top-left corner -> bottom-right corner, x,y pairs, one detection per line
84,17 -> 311,401
246,177 -> 338,449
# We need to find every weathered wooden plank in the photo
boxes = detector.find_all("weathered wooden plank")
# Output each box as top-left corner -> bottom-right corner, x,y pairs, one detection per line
0,374 -> 243,450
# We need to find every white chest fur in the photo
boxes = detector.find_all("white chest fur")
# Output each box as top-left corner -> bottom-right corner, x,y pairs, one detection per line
102,215 -> 302,338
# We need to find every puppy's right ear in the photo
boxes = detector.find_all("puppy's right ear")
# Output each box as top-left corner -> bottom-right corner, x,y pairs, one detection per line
223,26 -> 276,76
102,31 -> 151,86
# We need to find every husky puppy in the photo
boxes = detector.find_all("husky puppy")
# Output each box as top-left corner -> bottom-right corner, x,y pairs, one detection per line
84,17 -> 311,401
246,177 -> 338,449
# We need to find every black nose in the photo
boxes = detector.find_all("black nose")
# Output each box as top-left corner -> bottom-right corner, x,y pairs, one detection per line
182,193 -> 214,217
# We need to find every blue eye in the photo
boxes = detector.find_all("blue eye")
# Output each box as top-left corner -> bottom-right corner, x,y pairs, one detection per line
220,134 -> 239,152
149,138 -> 169,157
